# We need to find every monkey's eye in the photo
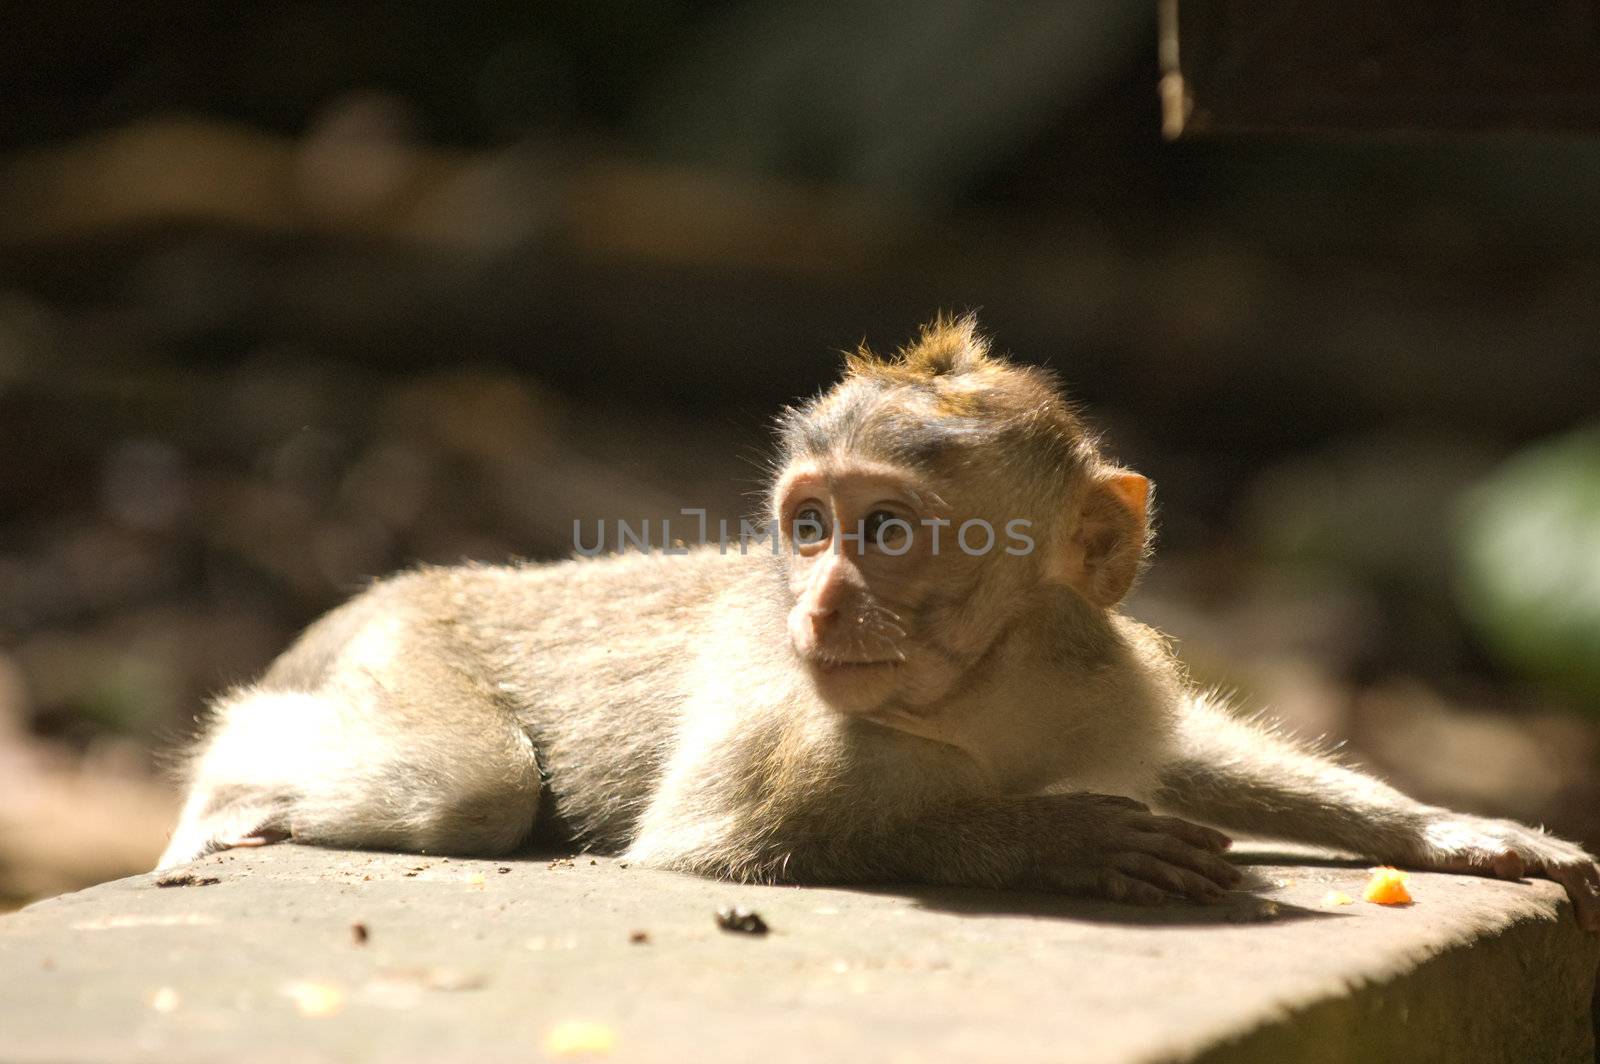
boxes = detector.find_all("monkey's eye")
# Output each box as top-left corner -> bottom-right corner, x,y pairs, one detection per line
863,509 -> 910,551
792,504 -> 830,547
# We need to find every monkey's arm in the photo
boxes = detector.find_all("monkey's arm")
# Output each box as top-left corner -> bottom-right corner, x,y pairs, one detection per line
1155,692 -> 1600,929
623,714 -> 1241,904
633,791 -> 1242,905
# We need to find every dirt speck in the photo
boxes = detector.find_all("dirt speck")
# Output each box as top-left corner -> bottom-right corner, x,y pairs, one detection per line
715,906 -> 770,936
155,873 -> 220,888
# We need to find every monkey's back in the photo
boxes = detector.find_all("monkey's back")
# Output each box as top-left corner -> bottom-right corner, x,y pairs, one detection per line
261,547 -> 788,850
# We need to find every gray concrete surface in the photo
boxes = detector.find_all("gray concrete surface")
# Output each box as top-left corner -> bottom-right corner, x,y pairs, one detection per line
1,845 -> 1594,1063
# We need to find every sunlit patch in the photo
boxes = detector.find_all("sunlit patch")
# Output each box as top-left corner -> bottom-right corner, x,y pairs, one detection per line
542,1019 -> 617,1057
282,980 -> 345,1017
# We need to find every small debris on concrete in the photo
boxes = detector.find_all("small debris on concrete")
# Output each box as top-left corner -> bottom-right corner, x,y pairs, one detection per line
715,906 -> 770,936
549,858 -> 576,870
1322,890 -> 1356,907
497,866 -> 512,874
628,930 -> 650,945
350,921 -> 369,945
155,873 -> 221,888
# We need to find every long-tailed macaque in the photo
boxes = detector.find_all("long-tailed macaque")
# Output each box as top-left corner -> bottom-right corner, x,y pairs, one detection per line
159,316 -> 1600,928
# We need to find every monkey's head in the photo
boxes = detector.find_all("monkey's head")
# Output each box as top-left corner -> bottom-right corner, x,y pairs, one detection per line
773,315 -> 1151,716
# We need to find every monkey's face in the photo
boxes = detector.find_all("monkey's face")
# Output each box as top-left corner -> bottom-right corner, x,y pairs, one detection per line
772,328 -> 1154,717
776,458 -> 1014,715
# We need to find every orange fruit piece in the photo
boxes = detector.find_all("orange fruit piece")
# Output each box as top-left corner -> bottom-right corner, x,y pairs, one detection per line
1362,866 -> 1414,905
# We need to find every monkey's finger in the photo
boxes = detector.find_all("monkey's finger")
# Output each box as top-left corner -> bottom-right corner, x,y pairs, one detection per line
1544,862 -> 1600,932
1490,848 -> 1526,880
1112,853 -> 1226,902
1140,814 -> 1232,854
1096,870 -> 1170,907
1130,832 -> 1243,888
1426,849 -> 1523,881
1579,865 -> 1600,933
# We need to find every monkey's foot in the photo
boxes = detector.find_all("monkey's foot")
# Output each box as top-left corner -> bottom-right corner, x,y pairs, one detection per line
156,803 -> 292,871
1419,815 -> 1600,932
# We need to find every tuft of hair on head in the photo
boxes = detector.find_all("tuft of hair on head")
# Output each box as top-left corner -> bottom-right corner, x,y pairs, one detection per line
845,313 -> 991,383
781,312 -> 1103,491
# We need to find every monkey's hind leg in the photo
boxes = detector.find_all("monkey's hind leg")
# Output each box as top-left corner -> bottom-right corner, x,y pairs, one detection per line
157,672 -> 541,870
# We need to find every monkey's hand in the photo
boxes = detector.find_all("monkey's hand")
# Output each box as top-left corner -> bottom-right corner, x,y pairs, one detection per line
1415,813 -> 1600,931
1040,794 -> 1242,906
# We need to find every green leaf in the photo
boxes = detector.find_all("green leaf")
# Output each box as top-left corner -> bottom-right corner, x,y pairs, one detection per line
1458,426 -> 1600,709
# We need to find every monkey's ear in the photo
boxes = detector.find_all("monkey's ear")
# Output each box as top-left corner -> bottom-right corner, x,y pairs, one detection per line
1056,469 -> 1150,608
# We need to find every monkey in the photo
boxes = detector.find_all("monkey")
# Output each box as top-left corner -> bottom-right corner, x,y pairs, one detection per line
157,315 -> 1600,929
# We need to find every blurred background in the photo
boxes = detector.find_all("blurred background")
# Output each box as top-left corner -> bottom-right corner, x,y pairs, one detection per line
2,1 -> 1599,907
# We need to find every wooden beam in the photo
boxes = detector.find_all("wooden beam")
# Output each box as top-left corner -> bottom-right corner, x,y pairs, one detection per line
1161,0 -> 1600,136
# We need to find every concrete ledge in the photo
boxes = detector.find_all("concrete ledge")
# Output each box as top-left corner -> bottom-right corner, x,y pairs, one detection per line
1,845 -> 1594,1062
